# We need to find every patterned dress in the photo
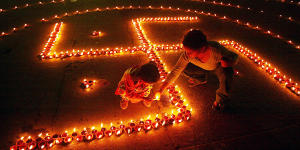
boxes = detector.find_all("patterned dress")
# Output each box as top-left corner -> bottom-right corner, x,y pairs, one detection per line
115,67 -> 152,102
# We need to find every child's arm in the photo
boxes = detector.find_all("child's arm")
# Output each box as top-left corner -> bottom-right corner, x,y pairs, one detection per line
115,81 -> 126,95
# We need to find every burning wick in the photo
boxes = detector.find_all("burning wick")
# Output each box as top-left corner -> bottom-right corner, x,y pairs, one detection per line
154,92 -> 161,101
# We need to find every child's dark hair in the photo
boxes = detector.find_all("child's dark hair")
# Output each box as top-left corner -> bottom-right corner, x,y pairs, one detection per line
182,29 -> 208,51
136,61 -> 160,83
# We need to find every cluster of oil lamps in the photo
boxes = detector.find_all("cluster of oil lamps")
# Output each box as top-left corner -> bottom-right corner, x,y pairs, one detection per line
40,22 -> 63,59
91,31 -> 102,37
190,0 -> 298,23
219,40 -> 299,96
0,0 -> 64,14
1,5 -> 299,50
81,79 -> 96,89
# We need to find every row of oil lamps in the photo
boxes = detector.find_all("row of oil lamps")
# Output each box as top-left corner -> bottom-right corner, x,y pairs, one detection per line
10,110 -> 191,150
137,16 -> 198,22
40,46 -> 151,60
1,0 -> 297,24
219,40 -> 299,96
191,0 -> 298,23
132,19 -> 149,46
1,6 -> 299,50
0,0 -> 64,14
40,22 -> 63,59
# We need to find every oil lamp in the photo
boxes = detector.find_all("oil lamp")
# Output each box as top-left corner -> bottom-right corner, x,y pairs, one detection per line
85,133 -> 93,141
10,145 -> 17,150
38,140 -> 47,149
125,126 -> 132,134
105,130 -> 113,137
95,131 -> 104,139
52,134 -> 62,144
115,128 -> 123,136
47,139 -> 54,148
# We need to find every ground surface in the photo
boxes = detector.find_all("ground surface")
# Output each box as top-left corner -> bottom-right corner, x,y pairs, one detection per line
1,0 -> 300,150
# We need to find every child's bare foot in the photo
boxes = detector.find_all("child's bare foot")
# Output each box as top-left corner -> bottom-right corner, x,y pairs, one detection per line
120,99 -> 128,109
188,78 -> 207,87
143,99 -> 152,108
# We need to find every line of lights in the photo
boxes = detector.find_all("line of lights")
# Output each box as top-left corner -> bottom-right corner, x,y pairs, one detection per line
2,5 -> 298,50
264,0 -> 300,6
219,40 -> 299,96
137,16 -> 199,22
40,22 -> 63,59
189,0 -> 299,23
1,23 -> 30,37
10,107 -> 191,150
0,0 -> 64,14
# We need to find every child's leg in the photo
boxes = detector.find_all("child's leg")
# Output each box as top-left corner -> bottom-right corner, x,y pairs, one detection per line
183,63 -> 208,86
120,97 -> 129,110
143,98 -> 153,108
129,98 -> 143,103
213,65 -> 234,110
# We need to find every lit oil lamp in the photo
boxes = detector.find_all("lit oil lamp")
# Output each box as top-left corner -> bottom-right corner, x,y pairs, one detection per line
76,135 -> 83,142
38,140 -> 47,149
26,137 -> 36,150
161,115 -> 168,126
64,136 -> 72,144
16,137 -> 24,147
47,139 -> 54,148
18,143 -> 27,150
44,133 -> 51,141
95,131 -> 104,139
72,128 -> 78,138
125,126 -> 132,134
176,114 -> 183,123
52,134 -> 62,144
10,145 -> 17,150
85,133 -> 93,141
81,128 -> 88,138
105,130 -> 112,137
115,128 -> 123,136
110,123 -> 116,132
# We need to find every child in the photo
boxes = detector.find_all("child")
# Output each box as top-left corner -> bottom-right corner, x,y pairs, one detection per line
115,61 -> 160,109
151,29 -> 238,111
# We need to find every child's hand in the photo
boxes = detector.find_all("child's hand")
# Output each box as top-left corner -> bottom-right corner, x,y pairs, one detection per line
221,57 -> 235,68
148,81 -> 163,100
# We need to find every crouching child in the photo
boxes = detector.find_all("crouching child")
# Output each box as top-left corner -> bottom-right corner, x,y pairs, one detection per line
115,61 -> 160,109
